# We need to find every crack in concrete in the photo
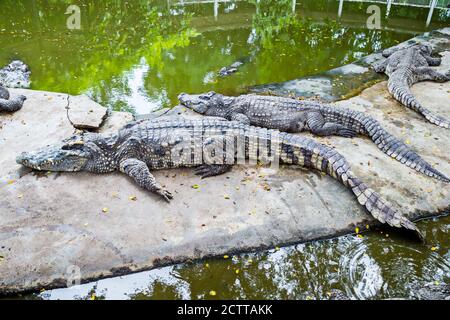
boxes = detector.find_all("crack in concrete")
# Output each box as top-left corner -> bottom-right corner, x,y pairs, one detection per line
64,94 -> 75,129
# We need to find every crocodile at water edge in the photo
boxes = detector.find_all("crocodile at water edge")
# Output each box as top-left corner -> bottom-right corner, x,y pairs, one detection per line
372,43 -> 450,128
178,92 -> 449,183
16,118 -> 423,239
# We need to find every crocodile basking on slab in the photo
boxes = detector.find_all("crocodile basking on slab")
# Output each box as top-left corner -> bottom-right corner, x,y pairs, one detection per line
372,43 -> 450,128
0,85 -> 26,113
16,118 -> 422,239
178,92 -> 449,183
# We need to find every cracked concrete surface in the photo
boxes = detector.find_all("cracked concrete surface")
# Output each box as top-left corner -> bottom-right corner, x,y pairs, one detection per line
0,33 -> 449,294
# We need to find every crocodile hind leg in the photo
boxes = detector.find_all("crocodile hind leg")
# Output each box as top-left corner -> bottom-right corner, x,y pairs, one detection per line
372,59 -> 388,73
196,136 -> 236,178
230,113 -> 251,125
415,67 -> 450,82
194,164 -> 233,179
119,158 -> 173,202
306,112 -> 357,138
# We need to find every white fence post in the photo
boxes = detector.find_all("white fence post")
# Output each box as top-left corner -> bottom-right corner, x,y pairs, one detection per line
292,0 -> 296,14
214,0 -> 219,20
426,0 -> 437,27
338,0 -> 344,17
386,0 -> 392,17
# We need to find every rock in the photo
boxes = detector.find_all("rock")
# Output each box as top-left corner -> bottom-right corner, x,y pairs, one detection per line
0,34 -> 449,295
0,60 -> 31,89
67,94 -> 108,130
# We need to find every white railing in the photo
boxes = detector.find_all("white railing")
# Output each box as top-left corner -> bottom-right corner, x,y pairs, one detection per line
169,0 -> 449,26
338,0 -> 449,26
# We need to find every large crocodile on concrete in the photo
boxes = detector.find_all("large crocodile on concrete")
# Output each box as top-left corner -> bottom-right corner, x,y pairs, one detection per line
178,92 -> 449,183
16,118 -> 422,239
372,43 -> 450,128
0,85 -> 26,112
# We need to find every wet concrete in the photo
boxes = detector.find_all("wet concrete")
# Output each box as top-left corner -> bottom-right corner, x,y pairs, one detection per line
0,34 -> 449,295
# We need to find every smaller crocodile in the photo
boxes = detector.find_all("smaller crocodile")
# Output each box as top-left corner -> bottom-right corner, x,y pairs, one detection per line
0,85 -> 27,113
16,118 -> 423,239
218,61 -> 244,77
178,92 -> 449,183
372,43 -> 450,128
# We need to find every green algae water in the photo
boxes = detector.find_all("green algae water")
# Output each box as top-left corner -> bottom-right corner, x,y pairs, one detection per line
1,0 -> 449,299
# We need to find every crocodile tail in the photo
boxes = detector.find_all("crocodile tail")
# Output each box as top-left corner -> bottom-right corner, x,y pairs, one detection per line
387,75 -> 450,129
321,147 -> 423,240
344,172 -> 424,241
362,117 -> 449,183
284,136 -> 423,240
0,96 -> 25,113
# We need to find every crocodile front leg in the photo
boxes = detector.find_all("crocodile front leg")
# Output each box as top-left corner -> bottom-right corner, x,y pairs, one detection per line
119,158 -> 173,202
230,113 -> 251,125
425,55 -> 442,66
414,67 -> 450,82
372,59 -> 388,73
306,112 -> 357,138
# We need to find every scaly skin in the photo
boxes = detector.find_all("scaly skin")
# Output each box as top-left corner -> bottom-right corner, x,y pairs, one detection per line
0,85 -> 26,113
178,92 -> 449,183
16,118 -> 423,239
372,43 -> 450,128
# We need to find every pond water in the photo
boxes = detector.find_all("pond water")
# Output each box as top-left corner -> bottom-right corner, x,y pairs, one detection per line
1,0 -> 449,299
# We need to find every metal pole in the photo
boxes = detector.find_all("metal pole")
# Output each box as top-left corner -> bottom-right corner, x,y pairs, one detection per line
386,0 -> 392,17
338,0 -> 344,18
426,0 -> 437,27
214,0 -> 219,20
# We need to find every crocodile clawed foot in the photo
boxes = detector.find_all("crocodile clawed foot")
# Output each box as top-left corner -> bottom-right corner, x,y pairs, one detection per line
338,129 -> 358,138
194,165 -> 216,179
194,164 -> 232,179
156,188 -> 173,202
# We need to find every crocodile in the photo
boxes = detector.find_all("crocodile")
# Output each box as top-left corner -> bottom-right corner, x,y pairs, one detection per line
372,43 -> 450,128
0,85 -> 27,113
218,61 -> 244,77
16,117 -> 423,239
178,92 -> 449,183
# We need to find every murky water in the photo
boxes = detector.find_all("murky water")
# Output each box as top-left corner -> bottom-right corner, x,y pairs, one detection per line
1,0 -> 449,299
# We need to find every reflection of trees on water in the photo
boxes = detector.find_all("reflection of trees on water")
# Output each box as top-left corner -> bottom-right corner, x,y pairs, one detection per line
0,1 -> 198,111
0,0 -> 446,112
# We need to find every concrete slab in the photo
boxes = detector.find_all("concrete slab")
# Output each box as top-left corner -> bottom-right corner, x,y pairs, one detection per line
0,41 -> 449,295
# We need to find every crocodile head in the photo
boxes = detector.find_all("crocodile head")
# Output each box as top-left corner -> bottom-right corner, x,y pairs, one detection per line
178,92 -> 233,117
16,134 -> 113,173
